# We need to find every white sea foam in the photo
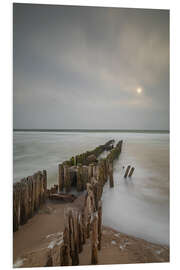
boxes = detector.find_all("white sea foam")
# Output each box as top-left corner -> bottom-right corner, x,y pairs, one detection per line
48,240 -> 57,249
46,231 -> 63,239
13,258 -> 26,268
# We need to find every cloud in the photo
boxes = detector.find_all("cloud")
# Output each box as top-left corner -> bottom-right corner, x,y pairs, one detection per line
13,4 -> 169,130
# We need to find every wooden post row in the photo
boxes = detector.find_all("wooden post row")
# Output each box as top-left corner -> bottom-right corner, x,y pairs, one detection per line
13,170 -> 47,232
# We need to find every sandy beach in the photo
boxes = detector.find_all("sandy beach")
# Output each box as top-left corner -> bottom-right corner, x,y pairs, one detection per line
13,199 -> 169,267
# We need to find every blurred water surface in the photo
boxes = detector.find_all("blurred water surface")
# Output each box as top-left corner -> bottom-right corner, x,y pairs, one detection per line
13,131 -> 169,245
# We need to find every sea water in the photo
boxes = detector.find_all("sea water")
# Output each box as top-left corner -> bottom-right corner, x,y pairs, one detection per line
13,131 -> 169,245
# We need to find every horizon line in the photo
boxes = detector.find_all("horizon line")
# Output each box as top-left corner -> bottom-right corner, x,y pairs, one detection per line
13,128 -> 169,133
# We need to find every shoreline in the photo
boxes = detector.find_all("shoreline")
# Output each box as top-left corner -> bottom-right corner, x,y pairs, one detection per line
13,139 -> 169,267
13,200 -> 169,267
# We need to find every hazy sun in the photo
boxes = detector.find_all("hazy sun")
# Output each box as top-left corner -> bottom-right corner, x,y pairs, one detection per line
137,87 -> 142,94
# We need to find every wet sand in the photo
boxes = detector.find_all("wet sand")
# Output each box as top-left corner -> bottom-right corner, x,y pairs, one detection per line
13,201 -> 66,261
13,200 -> 169,267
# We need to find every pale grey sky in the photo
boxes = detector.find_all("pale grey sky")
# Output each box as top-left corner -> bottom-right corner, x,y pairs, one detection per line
13,4 -> 169,130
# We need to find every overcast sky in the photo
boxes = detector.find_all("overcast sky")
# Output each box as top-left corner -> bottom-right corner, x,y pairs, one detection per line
13,4 -> 169,130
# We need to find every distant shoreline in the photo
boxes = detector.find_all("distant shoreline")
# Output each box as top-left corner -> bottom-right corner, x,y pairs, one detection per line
13,129 -> 169,134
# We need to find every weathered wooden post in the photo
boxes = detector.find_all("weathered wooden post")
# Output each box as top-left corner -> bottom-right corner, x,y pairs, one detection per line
13,183 -> 21,232
74,156 -> 77,166
98,201 -> 102,250
13,185 -> 17,232
35,173 -> 40,210
81,211 -> 86,244
74,210 -> 81,255
20,179 -> 28,225
27,176 -> 33,218
97,161 -> 103,188
32,174 -> 37,212
30,176 -> 34,217
72,213 -> 79,265
128,167 -> 135,177
42,170 -> 47,202
77,164 -> 83,192
100,162 -> 104,187
91,213 -> 98,265
39,172 -> 44,205
54,184 -> 58,191
103,159 -> 108,183
78,213 -> 84,252
62,210 -> 70,266
26,178 -> 31,219
90,177 -> 99,211
60,241 -> 69,266
38,173 -> 41,206
96,165 -> 103,200
82,165 -> 88,190
109,162 -> 114,188
85,183 -> 94,238
64,165 -> 71,193
68,210 -> 74,264
88,164 -> 94,182
46,252 -> 53,266
124,165 -> 131,178
96,164 -> 100,182
93,165 -> 97,179
60,244 -> 68,266
69,210 -> 79,265
101,159 -> 106,185
58,164 -> 64,192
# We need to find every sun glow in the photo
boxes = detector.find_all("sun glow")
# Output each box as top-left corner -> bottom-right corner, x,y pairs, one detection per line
137,87 -> 142,94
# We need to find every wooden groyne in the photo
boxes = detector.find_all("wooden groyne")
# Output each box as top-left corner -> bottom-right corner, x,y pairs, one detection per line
13,170 -> 47,232
56,140 -> 123,266
58,139 -> 121,193
13,139 -> 123,266
60,139 -> 115,167
62,184 -> 103,266
13,140 -> 114,233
